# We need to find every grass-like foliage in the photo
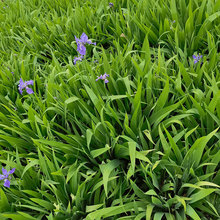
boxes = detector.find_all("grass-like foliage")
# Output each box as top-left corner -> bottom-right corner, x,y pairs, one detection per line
0,0 -> 220,219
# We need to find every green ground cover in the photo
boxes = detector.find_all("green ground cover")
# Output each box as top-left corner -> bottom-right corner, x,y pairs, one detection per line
0,0 -> 220,219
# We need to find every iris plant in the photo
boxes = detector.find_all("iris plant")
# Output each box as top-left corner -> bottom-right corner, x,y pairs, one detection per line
193,55 -> 202,64
0,167 -> 15,188
109,3 -> 114,7
96,73 -> 109,83
73,33 -> 96,65
75,33 -> 96,56
18,78 -> 34,94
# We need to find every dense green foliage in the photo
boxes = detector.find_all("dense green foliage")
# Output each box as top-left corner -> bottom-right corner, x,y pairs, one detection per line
0,0 -> 220,219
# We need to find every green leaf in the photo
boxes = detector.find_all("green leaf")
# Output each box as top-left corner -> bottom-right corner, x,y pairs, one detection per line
154,78 -> 169,113
86,204 -> 104,213
186,205 -> 201,220
100,160 -> 121,196
128,142 -> 136,176
65,96 -> 79,105
1,213 -> 34,220
164,126 -> 183,164
0,188 -> 10,212
86,202 -> 138,220
30,198 -> 55,210
146,204 -> 154,219
21,159 -> 39,178
189,188 -> 217,204
143,130 -> 155,145
153,212 -> 164,220
84,84 -> 104,113
91,145 -> 110,158
182,128 -> 218,167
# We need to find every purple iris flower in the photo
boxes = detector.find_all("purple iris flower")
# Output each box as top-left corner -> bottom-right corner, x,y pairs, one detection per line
0,167 -> 15,188
73,55 -> 84,65
193,55 -> 202,64
109,2 -> 114,7
75,33 -> 96,56
96,73 -> 109,84
18,78 -> 34,94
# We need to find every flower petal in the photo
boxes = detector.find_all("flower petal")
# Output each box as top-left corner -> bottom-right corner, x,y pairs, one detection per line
26,80 -> 34,86
80,32 -> 88,43
77,44 -> 86,55
2,168 -> 7,175
26,87 -> 34,94
75,36 -> 80,43
18,87 -> 23,94
73,58 -> 77,65
9,168 -> 15,174
104,79 -> 109,84
96,75 -> 103,81
19,78 -> 24,87
192,55 -> 197,59
103,73 -> 109,78
0,175 -> 5,180
4,179 -> 10,188
86,40 -> 96,45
